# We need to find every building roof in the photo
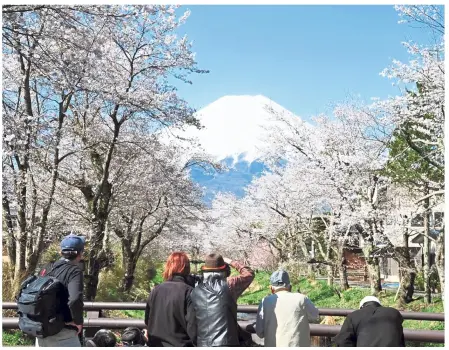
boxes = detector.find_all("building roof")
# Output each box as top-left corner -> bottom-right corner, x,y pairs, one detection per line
410,229 -> 440,244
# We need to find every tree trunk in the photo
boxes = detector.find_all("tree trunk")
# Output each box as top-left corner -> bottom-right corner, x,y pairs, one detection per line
336,245 -> 349,290
423,186 -> 431,303
121,239 -> 136,293
363,242 -> 382,295
327,265 -> 334,286
298,240 -> 312,275
85,215 -> 108,301
12,46 -> 34,288
395,231 -> 415,305
325,246 -> 333,286
325,219 -> 334,287
12,233 -> 28,294
435,229 -> 444,302
26,100 -> 68,276
14,174 -> 28,284
116,215 -> 168,294
2,193 -> 16,265
122,257 -> 137,293
398,261 -> 416,305
85,262 -> 101,302
14,233 -> 27,281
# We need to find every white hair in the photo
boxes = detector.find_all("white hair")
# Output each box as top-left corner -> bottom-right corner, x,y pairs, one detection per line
359,296 -> 381,308
271,284 -> 290,291
203,271 -> 226,280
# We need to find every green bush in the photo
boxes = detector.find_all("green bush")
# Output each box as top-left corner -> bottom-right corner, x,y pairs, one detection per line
39,243 -> 61,266
2,331 -> 34,346
415,272 -> 425,290
2,262 -> 15,303
96,248 -> 162,302
414,270 -> 441,292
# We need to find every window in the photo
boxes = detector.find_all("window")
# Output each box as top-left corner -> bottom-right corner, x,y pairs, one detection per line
411,214 -> 424,227
434,212 -> 444,227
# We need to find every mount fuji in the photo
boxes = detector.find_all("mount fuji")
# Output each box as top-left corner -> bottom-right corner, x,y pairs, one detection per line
165,95 -> 303,203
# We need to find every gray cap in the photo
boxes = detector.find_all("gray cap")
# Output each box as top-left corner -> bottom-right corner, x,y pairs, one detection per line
270,269 -> 290,287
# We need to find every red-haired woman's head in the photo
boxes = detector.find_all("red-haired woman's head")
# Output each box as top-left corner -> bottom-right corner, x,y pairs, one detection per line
162,252 -> 190,281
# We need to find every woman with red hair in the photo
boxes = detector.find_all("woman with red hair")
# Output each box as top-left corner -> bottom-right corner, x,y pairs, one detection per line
144,252 -> 197,346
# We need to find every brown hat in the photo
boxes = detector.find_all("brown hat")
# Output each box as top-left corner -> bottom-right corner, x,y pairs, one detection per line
201,253 -> 227,271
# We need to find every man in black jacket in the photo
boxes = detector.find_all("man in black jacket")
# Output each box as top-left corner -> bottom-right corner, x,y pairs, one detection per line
37,234 -> 85,347
191,253 -> 240,347
334,296 -> 405,347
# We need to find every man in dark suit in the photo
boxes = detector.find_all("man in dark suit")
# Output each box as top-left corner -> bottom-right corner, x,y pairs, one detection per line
334,296 -> 405,347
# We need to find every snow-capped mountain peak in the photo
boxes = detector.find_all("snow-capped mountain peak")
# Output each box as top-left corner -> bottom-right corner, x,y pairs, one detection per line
180,94 -> 301,164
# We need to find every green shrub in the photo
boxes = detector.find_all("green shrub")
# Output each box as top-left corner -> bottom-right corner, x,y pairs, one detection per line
415,272 -> 425,290
2,262 -> 15,303
2,330 -> 34,346
96,248 -> 165,302
415,270 -> 440,292
39,243 -> 61,266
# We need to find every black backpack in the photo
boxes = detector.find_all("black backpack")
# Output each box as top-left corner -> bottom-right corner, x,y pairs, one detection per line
121,327 -> 146,346
17,262 -> 68,338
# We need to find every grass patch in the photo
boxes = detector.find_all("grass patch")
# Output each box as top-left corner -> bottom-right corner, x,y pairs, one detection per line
238,273 -> 445,332
2,331 -> 34,346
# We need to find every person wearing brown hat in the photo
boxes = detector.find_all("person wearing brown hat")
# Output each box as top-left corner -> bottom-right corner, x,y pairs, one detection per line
201,254 -> 255,301
191,253 -> 251,347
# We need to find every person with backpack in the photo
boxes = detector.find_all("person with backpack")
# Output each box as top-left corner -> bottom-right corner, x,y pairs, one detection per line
191,253 -> 241,347
17,234 -> 85,347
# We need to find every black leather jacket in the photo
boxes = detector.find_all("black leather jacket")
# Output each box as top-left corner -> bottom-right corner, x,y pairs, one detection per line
191,275 -> 240,347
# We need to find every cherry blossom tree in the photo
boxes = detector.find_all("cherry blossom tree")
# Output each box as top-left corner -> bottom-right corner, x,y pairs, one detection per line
108,139 -> 205,292
3,5 -> 208,299
375,4 -> 445,301
2,5 -> 110,285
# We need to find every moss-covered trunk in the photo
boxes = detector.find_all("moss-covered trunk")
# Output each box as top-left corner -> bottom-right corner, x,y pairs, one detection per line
435,229 -> 444,303
336,244 -> 349,290
395,231 -> 416,306
363,242 -> 382,295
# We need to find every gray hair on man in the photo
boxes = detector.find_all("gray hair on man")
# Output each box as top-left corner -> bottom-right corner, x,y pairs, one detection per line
271,284 -> 291,292
203,271 -> 227,280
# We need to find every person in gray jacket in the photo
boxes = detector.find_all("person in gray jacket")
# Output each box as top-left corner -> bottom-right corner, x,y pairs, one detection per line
256,269 -> 319,347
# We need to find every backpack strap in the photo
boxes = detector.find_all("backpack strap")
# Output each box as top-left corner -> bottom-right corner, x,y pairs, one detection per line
40,260 -> 78,278
86,339 -> 97,347
40,262 -> 54,277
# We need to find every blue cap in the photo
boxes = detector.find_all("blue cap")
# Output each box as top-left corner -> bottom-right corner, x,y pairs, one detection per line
270,269 -> 290,287
60,234 -> 85,253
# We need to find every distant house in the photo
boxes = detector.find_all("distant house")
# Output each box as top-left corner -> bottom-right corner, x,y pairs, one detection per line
338,202 -> 443,283
378,204 -> 443,283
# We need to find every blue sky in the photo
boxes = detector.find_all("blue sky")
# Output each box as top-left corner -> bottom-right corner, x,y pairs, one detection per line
175,5 -> 439,120
171,5 -> 442,203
